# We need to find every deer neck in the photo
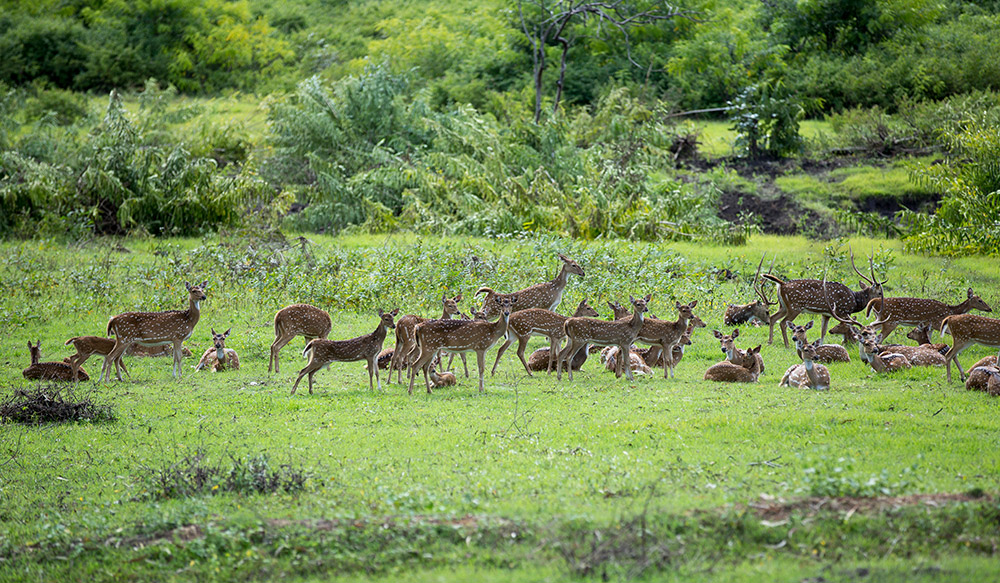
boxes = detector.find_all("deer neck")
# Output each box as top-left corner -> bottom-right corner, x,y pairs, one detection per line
491,312 -> 512,344
551,264 -> 571,292
803,359 -> 821,386
630,308 -> 645,333
216,347 -> 226,363
187,295 -> 202,326
951,297 -> 976,315
372,321 -> 390,345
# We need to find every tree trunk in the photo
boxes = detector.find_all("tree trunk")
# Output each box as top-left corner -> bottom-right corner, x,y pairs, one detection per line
553,36 -> 569,116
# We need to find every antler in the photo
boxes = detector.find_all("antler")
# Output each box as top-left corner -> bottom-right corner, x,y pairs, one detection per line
823,279 -> 864,329
849,246 -> 875,287
753,253 -> 777,306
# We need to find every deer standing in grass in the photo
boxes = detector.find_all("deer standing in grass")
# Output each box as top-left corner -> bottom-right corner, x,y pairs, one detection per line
779,341 -> 830,390
101,281 -> 207,381
389,293 -> 463,383
291,309 -> 399,395
407,296 -> 518,394
23,341 -> 86,382
491,299 -> 599,376
475,254 -> 583,319
558,295 -> 649,381
633,300 -> 700,379
195,328 -> 241,372
65,336 -> 127,381
762,249 -> 886,347
940,313 -> 1000,382
704,345 -> 763,383
269,304 -> 331,374
865,288 -> 992,340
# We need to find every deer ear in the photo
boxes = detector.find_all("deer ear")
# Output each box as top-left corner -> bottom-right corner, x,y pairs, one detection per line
713,330 -> 723,339
644,294 -> 651,302
752,345 -> 761,353
378,308 -> 384,316
859,280 -> 869,289
511,295 -> 518,303
201,280 -> 208,288
968,288 -> 975,298
732,329 -> 740,338
391,308 -> 399,316
675,301 -> 682,309
224,328 -> 231,337
185,282 -> 192,291
455,293 -> 463,302
28,341 -> 32,349
211,328 -> 217,336
559,253 -> 568,261
689,300 -> 697,308
442,293 -> 447,302
804,321 -> 813,330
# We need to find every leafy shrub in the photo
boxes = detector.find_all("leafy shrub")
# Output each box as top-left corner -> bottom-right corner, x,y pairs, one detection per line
137,451 -> 309,500
728,81 -> 807,159
0,386 -> 116,424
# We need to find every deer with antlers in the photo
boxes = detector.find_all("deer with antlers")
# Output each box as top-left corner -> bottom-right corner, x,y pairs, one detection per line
865,288 -> 992,340
269,304 -> 331,374
704,345 -> 763,383
195,328 -> 241,372
388,293 -> 464,383
23,340 -> 87,382
762,249 -> 886,348
64,336 -> 127,381
724,255 -> 774,327
291,308 -> 399,395
940,313 -> 1000,382
558,295 -> 649,381
491,298 -> 599,376
906,324 -> 950,356
101,281 -> 207,381
407,296 -> 518,394
475,254 -> 583,319
779,340 -> 830,390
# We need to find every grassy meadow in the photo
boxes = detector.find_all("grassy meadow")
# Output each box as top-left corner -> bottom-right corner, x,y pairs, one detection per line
1,233 -> 999,582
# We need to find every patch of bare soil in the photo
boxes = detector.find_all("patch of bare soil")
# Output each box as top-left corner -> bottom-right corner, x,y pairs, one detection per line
718,188 -> 840,238
745,492 -> 993,522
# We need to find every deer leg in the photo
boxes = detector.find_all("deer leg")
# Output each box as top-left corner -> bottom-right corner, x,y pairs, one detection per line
767,307 -> 787,345
291,361 -> 318,395
476,351 -> 486,392
173,340 -> 185,379
556,341 -> 575,381
491,338 -> 514,376
269,334 -> 294,374
820,315 -> 830,344
547,338 -> 561,373
515,337 -> 533,376
460,353 -> 469,377
879,322 -> 898,343
367,357 -> 376,391
622,344 -> 635,381
102,342 -> 129,382
70,354 -> 86,382
944,342 -> 971,383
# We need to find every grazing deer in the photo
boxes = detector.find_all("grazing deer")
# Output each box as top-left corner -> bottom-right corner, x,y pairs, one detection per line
724,254 -> 775,327
558,295 -> 649,381
779,341 -> 830,390
940,313 -> 1000,382
783,321 -> 851,363
101,281 -> 207,381
704,345 -> 762,383
866,288 -> 992,340
23,340 -> 86,382
291,309 -> 399,395
633,301 -> 700,378
476,254 -> 583,319
65,336 -> 128,381
763,249 -> 886,347
712,328 -> 767,373
601,346 -> 653,376
491,299 -> 599,376
407,296 -> 517,394
195,328 -> 241,372
389,294 -> 464,383
269,304 -> 331,374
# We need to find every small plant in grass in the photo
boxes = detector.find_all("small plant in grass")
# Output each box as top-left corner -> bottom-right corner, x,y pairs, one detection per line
0,386 -> 115,424
799,456 -> 920,498
137,451 -> 309,500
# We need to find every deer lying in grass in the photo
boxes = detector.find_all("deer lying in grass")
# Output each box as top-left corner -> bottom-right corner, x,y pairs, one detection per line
291,309 -> 399,395
23,341 -> 86,382
270,304 -> 331,374
476,254 -> 584,319
491,299 -> 599,376
102,281 -> 207,381
601,346 -> 653,376
65,336 -> 127,381
828,321 -> 857,347
940,313 -> 1000,382
858,337 -> 912,372
712,328 -> 767,374
779,341 -> 830,390
558,295 -> 649,381
906,324 -> 949,356
784,321 -> 850,363
866,287 -> 992,340
724,254 -> 774,327
427,354 -> 457,389
195,328 -> 241,372
389,293 -> 464,383
128,344 -> 194,357
965,356 -> 1000,395
408,296 -> 517,394
704,345 -> 762,383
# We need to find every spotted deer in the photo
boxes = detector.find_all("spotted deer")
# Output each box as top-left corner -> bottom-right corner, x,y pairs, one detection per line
101,281 -> 207,381
23,340 -> 86,382
65,336 -> 127,381
389,294 -> 464,383
558,295 -> 649,381
476,254 -> 583,319
634,301 -> 700,379
828,321 -> 857,347
940,313 -> 1000,382
195,328 -> 241,372
128,344 -> 194,358
858,336 -> 912,372
407,296 -> 518,394
906,323 -> 950,356
491,299 -> 599,376
712,328 -> 767,373
269,304 -> 331,374
427,354 -> 457,388
866,288 -> 992,340
291,309 -> 399,395
724,254 -> 775,327
704,345 -> 762,383
965,359 -> 1000,395
601,346 -> 654,376
638,320 -> 700,368
779,341 -> 830,390
763,249 -> 886,347
783,321 -> 850,363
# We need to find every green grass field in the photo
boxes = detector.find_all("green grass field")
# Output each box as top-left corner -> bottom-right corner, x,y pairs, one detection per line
1,234 -> 998,581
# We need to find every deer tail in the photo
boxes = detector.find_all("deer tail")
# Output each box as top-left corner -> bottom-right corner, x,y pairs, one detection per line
65,337 -> 79,346
940,317 -> 952,339
475,287 -> 494,298
760,274 -> 784,285
303,339 -> 318,359
106,319 -> 115,337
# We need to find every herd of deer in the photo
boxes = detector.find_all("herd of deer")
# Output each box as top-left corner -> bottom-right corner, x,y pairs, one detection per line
19,251 -> 1000,397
